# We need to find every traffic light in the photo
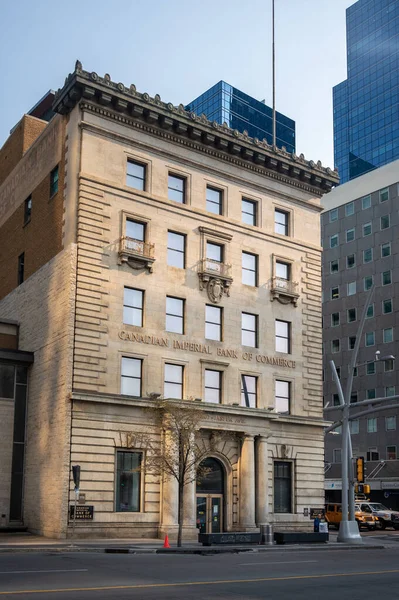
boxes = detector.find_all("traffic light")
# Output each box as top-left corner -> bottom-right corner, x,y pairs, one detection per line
72,465 -> 81,490
356,457 -> 364,483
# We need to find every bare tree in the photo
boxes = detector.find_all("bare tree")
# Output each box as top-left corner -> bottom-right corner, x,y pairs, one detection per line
142,399 -> 232,547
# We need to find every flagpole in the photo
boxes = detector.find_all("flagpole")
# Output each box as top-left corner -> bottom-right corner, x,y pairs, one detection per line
272,0 -> 276,147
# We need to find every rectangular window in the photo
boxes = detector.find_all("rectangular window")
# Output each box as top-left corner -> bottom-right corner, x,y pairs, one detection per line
24,196 -> 32,224
366,304 -> 374,319
365,332 -> 375,347
164,364 -> 183,399
0,364 -> 15,399
17,253 -> 24,286
380,214 -> 390,230
241,312 -> 257,347
205,305 -> 222,341
166,297 -> 184,334
50,165 -> 59,197
126,160 -> 146,191
347,254 -> 355,268
367,447 -> 379,461
330,259 -> 339,273
383,327 -> 393,344
126,219 -> 145,241
329,208 -> 338,222
385,387 -> 396,398
331,312 -> 340,327
387,446 -> 397,461
350,420 -> 359,434
331,339 -> 340,353
121,357 -> 142,396
275,209 -> 289,236
382,271 -> 392,286
273,461 -> 292,514
242,199 -> 257,226
386,416 -> 396,430
379,187 -> 389,203
348,336 -> 356,350
382,298 -> 392,315
123,288 -> 143,327
362,195 -> 371,209
363,248 -> 373,263
330,234 -> 339,248
275,320 -> 290,353
331,287 -> 339,300
333,449 -> 342,463
168,174 -> 185,203
116,451 -> 142,512
367,389 -> 376,400
275,380 -> 290,414
364,276 -> 373,291
385,359 -> 394,372
167,231 -> 185,268
367,418 -> 377,433
274,461 -> 292,513
242,252 -> 258,286
206,186 -> 223,215
350,392 -> 358,404
366,362 -> 375,375
276,261 -> 290,280
206,241 -> 223,263
345,202 -> 354,216
346,228 -> 355,242
347,281 -> 356,296
381,242 -> 391,257
363,222 -> 372,236
347,308 -> 356,322
241,375 -> 257,408
204,369 -> 222,404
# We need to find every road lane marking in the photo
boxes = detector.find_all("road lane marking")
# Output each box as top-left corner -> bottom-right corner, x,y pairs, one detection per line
238,560 -> 318,566
0,570 -> 88,575
1,568 -> 399,595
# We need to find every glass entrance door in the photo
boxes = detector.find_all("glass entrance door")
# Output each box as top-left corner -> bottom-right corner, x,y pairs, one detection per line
196,494 -> 223,534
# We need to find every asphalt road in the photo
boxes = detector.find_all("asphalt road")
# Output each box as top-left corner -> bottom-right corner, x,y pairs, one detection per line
0,547 -> 398,599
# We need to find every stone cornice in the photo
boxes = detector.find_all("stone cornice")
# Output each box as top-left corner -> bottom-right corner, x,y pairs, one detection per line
53,61 -> 339,196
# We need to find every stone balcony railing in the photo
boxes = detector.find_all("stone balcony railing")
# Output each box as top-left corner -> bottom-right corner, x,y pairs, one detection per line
270,277 -> 299,306
198,258 -> 233,302
118,236 -> 155,272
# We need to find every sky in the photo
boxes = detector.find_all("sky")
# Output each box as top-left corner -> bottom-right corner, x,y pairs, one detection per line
0,0 -> 355,168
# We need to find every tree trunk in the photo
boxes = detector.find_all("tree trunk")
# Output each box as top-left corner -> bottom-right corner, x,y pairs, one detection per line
177,482 -> 184,547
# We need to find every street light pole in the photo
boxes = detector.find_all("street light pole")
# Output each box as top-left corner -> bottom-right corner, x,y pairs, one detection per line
330,286 -> 375,544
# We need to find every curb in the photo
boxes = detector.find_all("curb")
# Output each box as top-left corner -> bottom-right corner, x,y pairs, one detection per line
0,544 -> 387,555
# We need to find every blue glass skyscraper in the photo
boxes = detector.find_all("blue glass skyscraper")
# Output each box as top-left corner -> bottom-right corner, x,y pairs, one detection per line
186,81 -> 295,153
333,0 -> 399,183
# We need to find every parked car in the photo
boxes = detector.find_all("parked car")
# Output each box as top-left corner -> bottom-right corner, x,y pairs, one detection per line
358,502 -> 399,530
325,503 -> 376,530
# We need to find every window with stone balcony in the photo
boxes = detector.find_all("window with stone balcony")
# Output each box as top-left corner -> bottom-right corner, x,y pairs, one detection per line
118,214 -> 155,272
198,227 -> 232,302
271,256 -> 298,306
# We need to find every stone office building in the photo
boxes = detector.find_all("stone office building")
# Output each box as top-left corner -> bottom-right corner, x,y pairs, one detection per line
0,62 -> 337,538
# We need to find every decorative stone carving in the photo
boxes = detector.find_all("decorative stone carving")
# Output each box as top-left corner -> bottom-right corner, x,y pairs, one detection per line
104,73 -> 111,84
117,83 -> 125,92
270,277 -> 299,306
129,84 -> 136,94
75,60 -> 82,72
207,278 -> 224,304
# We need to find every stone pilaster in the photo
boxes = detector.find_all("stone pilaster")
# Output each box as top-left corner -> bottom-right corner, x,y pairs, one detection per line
239,434 -> 257,530
256,435 -> 269,525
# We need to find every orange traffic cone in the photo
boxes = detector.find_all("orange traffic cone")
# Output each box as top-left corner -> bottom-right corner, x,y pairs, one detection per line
163,534 -> 170,548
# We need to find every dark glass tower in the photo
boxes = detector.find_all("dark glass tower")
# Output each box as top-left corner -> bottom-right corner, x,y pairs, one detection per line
333,0 -> 399,183
186,81 -> 295,153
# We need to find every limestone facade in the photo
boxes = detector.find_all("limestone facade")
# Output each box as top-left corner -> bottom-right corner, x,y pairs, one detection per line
0,62 -> 338,538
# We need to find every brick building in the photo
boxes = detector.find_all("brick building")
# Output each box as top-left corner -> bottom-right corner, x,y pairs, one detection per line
0,61 -> 337,538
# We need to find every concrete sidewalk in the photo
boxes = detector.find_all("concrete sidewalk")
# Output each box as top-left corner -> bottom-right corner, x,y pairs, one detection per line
0,531 -> 390,554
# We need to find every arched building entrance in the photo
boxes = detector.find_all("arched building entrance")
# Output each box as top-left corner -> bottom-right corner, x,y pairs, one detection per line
196,457 -> 224,534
